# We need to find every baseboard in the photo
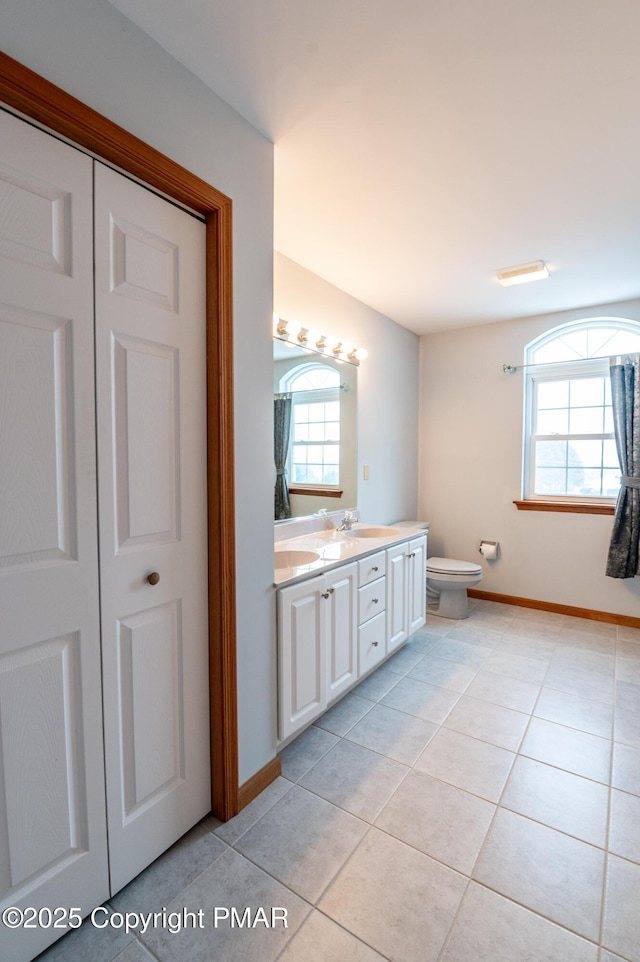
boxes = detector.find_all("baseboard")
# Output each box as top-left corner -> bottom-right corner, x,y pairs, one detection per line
467,588 -> 640,629
237,755 -> 282,813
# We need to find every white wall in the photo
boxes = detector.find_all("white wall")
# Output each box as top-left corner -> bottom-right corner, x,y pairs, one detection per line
2,0 -> 276,783
275,253 -> 420,524
419,297 -> 640,618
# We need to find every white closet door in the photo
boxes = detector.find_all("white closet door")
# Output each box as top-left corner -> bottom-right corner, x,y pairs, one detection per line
94,164 -> 210,893
0,111 -> 109,961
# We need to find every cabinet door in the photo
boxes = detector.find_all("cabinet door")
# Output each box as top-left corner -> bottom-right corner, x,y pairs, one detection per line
0,112 -> 109,961
278,576 -> 326,740
94,165 -> 210,894
408,536 -> 427,634
386,543 -> 408,651
327,562 -> 358,702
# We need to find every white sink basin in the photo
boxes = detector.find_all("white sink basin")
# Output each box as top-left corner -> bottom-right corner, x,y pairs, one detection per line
275,549 -> 320,569
346,526 -> 402,538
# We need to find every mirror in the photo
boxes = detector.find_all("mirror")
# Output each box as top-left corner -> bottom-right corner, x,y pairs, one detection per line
274,339 -> 357,520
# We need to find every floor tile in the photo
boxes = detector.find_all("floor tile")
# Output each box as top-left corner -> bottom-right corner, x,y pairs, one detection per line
354,666 -> 402,702
440,881 -> 598,962
482,649 -> 549,684
314,692 -> 373,737
609,789 -> 640,863
544,662 -> 615,704
234,785 -> 367,902
35,908 -> 135,962
446,624 -> 505,649
278,726 -> 339,782
612,741 -> 640,796
614,705 -> 640,749
618,625 -> 640,645
384,645 -> 427,675
344,703 -> 437,765
375,769 -> 495,874
617,653 -> 640,685
501,756 -> 608,846
319,828 -> 466,962
534,687 -> 613,738
141,848 -> 308,962
424,614 -> 460,634
520,717 -> 612,783
443,694 -> 529,751
380,675 -> 460,724
465,669 -> 540,713
603,855 -> 640,962
277,911 -> 388,961
408,654 -> 478,693
473,809 -> 605,942
497,633 -> 557,659
414,727 -> 515,802
214,777 -> 293,845
110,818 -> 227,914
299,739 -> 408,822
616,680 -> 640,713
426,637 -> 492,668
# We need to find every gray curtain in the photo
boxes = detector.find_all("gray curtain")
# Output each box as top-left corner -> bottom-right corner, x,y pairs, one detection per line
606,354 -> 640,578
274,394 -> 292,520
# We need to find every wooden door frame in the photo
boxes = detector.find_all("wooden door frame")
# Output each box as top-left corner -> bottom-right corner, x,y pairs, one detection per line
0,51 -> 239,820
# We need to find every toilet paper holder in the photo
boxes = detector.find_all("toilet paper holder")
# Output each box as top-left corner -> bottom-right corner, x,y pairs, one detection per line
479,540 -> 499,560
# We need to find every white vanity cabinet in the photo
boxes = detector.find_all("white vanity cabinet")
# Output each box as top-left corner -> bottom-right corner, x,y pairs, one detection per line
386,535 -> 427,651
277,531 -> 427,743
357,550 -> 387,674
277,563 -> 357,740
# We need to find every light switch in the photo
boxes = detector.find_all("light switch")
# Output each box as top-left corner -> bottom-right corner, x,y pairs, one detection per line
363,465 -> 369,480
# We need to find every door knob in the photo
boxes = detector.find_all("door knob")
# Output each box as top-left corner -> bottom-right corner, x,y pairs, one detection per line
147,572 -> 160,586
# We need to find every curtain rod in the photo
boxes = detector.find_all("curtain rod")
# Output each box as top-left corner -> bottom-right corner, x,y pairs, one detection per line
502,356 -> 612,374
274,384 -> 349,398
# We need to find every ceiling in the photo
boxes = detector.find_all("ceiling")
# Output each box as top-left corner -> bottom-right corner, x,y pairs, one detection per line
109,0 -> 640,334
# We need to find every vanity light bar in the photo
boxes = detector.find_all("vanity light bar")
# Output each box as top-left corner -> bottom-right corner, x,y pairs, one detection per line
273,314 -> 368,365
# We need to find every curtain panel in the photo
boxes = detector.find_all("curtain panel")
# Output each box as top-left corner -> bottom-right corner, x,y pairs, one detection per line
274,395 -> 292,520
606,354 -> 640,578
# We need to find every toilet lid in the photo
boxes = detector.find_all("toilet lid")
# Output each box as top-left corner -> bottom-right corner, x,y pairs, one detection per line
427,557 -> 483,576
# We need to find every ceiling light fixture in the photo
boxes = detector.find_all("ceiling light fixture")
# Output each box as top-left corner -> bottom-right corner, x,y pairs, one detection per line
496,260 -> 549,287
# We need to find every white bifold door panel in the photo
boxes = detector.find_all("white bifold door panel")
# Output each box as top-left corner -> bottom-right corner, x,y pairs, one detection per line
0,110 -> 109,962
94,163 -> 210,894
0,112 -> 210,961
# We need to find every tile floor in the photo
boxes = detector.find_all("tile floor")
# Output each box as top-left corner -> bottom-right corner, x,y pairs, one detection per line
37,599 -> 640,962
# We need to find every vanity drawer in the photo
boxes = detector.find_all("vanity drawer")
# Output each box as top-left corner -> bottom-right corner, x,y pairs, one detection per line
358,551 -> 386,587
358,611 -> 386,674
358,576 -> 386,624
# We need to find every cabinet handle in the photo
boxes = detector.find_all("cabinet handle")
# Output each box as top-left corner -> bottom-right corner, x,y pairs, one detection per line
147,571 -> 160,585
372,641 -> 379,647
372,566 -> 379,572
372,598 -> 379,604
408,552 -> 415,558
321,591 -> 330,599
328,586 -> 335,594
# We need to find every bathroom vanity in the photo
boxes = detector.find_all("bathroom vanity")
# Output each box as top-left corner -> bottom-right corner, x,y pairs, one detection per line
275,522 -> 427,742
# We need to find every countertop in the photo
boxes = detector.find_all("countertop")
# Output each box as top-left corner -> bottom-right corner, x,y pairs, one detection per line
274,523 -> 428,587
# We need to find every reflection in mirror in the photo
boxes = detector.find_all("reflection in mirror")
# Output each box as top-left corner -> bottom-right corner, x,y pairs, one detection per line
274,340 -> 357,520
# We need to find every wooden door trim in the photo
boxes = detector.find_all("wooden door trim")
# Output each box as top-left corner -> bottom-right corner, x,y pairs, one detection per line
0,51 -> 239,819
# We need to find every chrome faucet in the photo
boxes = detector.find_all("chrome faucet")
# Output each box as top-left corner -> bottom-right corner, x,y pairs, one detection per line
336,511 -> 355,532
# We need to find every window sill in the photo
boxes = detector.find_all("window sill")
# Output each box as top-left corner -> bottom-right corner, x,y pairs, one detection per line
289,486 -> 344,498
514,500 -> 615,515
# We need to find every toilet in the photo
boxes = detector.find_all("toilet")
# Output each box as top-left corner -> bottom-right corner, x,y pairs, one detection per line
393,521 -> 482,620
426,557 -> 482,619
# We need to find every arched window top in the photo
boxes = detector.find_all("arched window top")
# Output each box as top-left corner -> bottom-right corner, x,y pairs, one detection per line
526,317 -> 640,365
280,362 -> 341,393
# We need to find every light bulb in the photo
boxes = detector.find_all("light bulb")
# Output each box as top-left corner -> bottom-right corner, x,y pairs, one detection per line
355,348 -> 368,361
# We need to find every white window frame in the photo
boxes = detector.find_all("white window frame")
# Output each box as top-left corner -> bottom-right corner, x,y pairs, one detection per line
522,317 -> 640,504
523,357 -> 616,503
280,362 -> 342,491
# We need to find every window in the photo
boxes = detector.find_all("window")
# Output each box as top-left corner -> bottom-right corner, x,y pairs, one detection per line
523,319 -> 640,504
281,363 -> 342,489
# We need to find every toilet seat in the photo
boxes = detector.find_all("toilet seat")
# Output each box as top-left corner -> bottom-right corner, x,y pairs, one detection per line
427,557 -> 482,577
